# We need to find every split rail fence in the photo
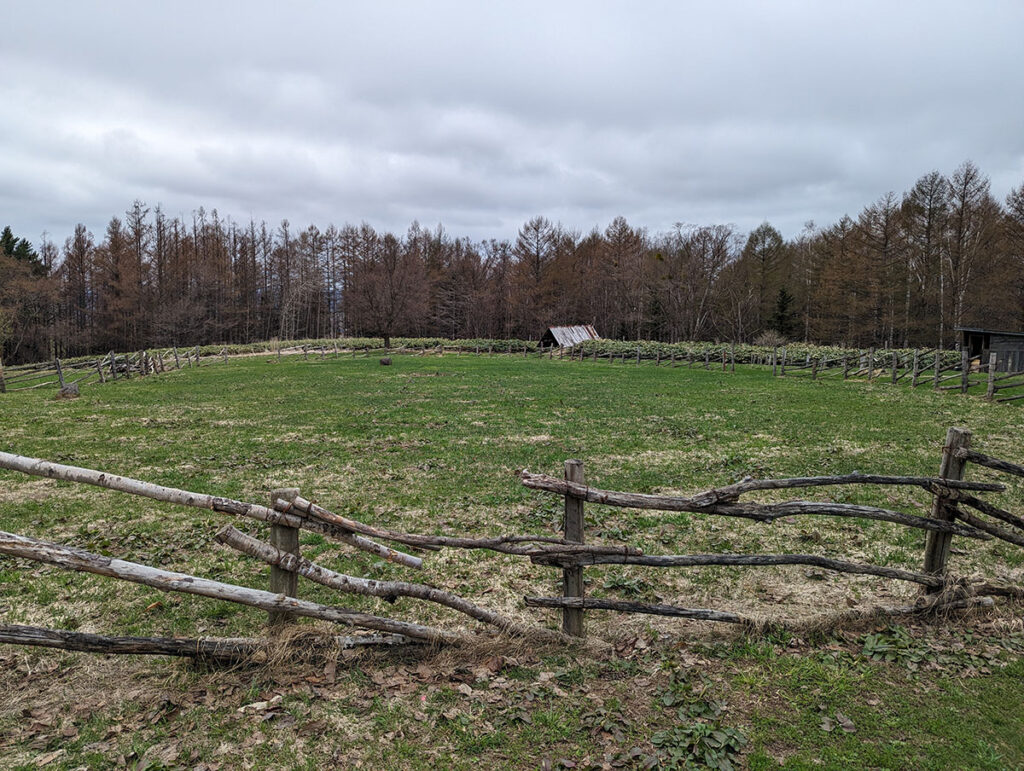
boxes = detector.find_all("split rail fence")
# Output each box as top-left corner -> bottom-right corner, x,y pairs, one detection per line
4,339 -> 1024,406
1,426 -> 1024,663
560,343 -> 1024,404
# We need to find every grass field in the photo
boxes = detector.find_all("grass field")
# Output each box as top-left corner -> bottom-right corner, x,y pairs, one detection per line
2,352 -> 1024,769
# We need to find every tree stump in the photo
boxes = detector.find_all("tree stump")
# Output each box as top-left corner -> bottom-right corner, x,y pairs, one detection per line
379,357 -> 392,366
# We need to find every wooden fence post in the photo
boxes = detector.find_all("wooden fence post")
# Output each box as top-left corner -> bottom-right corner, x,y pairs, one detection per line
703,351 -> 710,370
730,344 -> 735,372
986,352 -> 998,400
636,345 -> 641,366
911,349 -> 920,387
933,351 -> 941,390
223,347 -> 229,364
55,359 -> 65,389
562,460 -> 585,638
780,347 -> 787,376
960,349 -> 970,394
96,358 -> 106,384
890,351 -> 898,385
922,427 -> 971,582
268,487 -> 301,626
842,355 -> 849,380
109,352 -> 117,380
772,347 -> 777,377
811,358 -> 818,380
867,347 -> 875,382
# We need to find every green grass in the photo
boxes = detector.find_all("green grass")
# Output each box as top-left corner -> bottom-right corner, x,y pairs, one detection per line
1,352 -> 1024,768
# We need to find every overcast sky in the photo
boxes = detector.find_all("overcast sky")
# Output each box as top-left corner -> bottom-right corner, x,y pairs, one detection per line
3,1 -> 1023,247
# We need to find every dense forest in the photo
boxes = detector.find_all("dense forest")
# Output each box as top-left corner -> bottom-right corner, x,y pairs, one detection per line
2,160 -> 1023,365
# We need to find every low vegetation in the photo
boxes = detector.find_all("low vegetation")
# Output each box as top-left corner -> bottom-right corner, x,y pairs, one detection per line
1,353 -> 1023,768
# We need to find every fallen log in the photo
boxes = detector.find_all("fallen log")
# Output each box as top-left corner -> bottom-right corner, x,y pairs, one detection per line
0,530 -> 453,643
0,624 -> 412,661
0,451 -> 422,569
216,526 -> 560,640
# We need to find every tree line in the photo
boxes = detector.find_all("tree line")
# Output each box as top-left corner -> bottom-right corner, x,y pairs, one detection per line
1,160 -> 1023,365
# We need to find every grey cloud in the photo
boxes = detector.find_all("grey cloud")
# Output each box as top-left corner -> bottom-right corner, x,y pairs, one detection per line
3,1 -> 1024,246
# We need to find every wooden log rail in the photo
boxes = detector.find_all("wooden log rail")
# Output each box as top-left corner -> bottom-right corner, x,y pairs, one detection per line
520,471 -> 997,538
216,525 -> 561,641
957,449 -> 1024,479
523,595 -> 994,628
0,451 -> 423,569
0,624 -> 412,661
280,495 -> 642,558
528,551 -> 945,587
0,530 -> 453,643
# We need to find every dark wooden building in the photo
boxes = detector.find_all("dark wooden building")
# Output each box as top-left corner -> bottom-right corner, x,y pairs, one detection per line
957,327 -> 1024,372
539,325 -> 600,348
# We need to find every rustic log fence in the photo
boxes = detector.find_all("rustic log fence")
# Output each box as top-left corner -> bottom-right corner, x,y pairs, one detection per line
517,426 -> 1024,636
0,450 -> 579,660
555,342 -> 1024,404
2,428 -> 1023,658
5,339 -> 1024,406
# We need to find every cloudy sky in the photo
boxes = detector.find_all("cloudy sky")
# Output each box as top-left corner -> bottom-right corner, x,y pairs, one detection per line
3,1 -> 1023,246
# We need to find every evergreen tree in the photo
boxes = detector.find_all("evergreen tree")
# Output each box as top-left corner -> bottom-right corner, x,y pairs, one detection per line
770,286 -> 796,339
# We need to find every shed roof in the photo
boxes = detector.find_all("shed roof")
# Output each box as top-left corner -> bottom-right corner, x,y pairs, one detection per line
956,326 -> 1024,339
541,325 -> 600,346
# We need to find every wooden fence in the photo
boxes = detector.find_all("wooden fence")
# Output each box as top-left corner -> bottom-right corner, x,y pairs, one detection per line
0,340 -> 537,396
5,339 -> 1024,406
519,426 -> 1024,635
0,347 -> 209,394
555,343 -> 1024,404
1,426 -> 1023,662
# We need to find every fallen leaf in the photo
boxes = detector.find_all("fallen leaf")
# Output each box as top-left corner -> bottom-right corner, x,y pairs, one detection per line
836,712 -> 856,733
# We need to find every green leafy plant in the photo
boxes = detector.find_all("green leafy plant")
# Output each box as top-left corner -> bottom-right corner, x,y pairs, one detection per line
651,723 -> 747,770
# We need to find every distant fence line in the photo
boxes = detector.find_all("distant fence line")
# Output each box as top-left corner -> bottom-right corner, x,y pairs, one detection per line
0,426 -> 1023,662
3,337 -> 1023,405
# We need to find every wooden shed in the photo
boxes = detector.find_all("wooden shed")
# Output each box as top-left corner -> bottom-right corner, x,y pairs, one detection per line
957,327 -> 1024,372
539,325 -> 600,348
